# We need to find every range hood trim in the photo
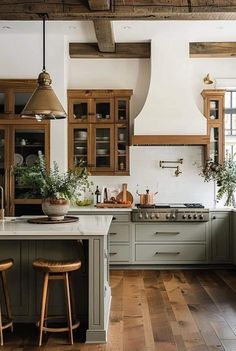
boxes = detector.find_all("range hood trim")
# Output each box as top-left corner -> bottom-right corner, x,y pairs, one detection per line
132,135 -> 210,146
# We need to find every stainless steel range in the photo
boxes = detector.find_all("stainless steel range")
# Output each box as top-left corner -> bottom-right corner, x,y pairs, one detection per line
132,203 -> 209,222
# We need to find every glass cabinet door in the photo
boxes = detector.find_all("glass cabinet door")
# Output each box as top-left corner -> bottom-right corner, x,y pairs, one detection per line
72,126 -> 89,168
14,91 -> 33,116
115,98 -> 129,122
115,124 -> 129,173
69,99 -> 91,123
0,127 -> 9,214
209,126 -> 223,164
94,98 -> 114,123
92,125 -> 114,172
13,128 -> 46,199
209,99 -> 220,121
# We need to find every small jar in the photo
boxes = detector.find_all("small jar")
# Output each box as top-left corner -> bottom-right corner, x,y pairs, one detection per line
119,162 -> 124,171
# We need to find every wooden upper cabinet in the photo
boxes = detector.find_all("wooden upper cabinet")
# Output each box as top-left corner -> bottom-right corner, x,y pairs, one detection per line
201,89 -> 225,164
68,89 -> 133,175
0,79 -> 36,120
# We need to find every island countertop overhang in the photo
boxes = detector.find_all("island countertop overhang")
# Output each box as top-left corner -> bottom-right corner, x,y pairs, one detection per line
0,215 -> 113,240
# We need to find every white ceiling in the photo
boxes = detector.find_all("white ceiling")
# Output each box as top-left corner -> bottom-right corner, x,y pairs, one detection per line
1,20 -> 236,42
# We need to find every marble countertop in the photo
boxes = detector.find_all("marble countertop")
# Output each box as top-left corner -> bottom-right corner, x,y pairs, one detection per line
0,215 -> 113,239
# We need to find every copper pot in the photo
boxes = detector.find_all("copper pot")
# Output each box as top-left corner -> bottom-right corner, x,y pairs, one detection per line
137,189 -> 158,205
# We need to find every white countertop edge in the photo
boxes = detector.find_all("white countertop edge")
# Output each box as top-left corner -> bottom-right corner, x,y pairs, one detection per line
69,205 -> 133,212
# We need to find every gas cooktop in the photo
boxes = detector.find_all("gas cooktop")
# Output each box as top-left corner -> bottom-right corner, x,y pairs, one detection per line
136,203 -> 204,209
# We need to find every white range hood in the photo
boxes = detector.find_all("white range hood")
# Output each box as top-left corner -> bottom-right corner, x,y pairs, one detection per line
133,34 -> 207,144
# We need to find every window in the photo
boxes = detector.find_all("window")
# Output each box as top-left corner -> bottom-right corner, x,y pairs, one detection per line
224,90 -> 236,159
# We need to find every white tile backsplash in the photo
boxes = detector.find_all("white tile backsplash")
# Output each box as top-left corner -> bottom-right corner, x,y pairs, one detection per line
90,146 -> 215,208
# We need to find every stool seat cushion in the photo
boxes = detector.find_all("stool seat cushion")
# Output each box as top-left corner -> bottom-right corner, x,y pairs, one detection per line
0,259 -> 14,272
32,258 -> 81,273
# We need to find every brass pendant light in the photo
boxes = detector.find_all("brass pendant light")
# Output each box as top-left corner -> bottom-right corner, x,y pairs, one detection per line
21,14 -> 67,120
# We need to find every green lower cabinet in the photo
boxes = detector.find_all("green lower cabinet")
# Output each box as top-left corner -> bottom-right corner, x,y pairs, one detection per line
108,222 -> 132,264
0,241 -> 30,319
210,212 -> 231,263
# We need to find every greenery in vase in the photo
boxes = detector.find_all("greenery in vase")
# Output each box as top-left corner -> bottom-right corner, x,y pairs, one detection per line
13,152 -> 91,201
199,157 -> 236,207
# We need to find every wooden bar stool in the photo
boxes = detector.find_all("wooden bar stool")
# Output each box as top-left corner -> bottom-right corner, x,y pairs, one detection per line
33,258 -> 81,346
0,259 -> 14,346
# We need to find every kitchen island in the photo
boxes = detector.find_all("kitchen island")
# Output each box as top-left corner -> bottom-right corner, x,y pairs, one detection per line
0,215 -> 113,343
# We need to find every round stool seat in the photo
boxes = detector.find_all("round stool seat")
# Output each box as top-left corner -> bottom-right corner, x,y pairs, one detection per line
0,259 -> 14,272
32,258 -> 81,273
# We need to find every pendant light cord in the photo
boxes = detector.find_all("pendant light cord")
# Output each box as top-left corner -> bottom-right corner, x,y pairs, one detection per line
43,14 -> 46,71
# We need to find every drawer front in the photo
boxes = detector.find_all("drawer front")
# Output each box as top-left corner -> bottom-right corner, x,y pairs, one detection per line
111,214 -> 130,222
135,244 -> 206,262
135,223 -> 206,242
109,245 -> 130,262
109,223 -> 130,243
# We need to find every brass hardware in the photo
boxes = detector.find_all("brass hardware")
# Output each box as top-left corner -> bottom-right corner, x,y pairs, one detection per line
109,232 -> 117,235
160,159 -> 183,177
203,73 -> 214,85
212,216 -> 216,219
175,166 -> 182,177
0,186 -> 5,220
155,231 -> 180,235
109,252 -> 118,255
155,252 -> 180,255
112,216 -> 117,221
21,14 -> 67,120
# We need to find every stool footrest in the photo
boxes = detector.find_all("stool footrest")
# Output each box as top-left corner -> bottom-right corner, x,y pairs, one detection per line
42,320 -> 80,333
1,319 -> 13,331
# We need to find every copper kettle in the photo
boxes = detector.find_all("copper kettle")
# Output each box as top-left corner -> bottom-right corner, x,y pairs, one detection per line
136,188 -> 158,205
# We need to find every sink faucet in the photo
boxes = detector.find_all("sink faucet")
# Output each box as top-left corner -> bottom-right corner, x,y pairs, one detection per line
0,186 -> 5,220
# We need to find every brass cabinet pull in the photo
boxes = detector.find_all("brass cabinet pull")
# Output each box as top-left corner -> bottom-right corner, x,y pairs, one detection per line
155,251 -> 180,255
155,231 -> 180,235
109,252 -> 118,255
112,216 -> 117,221
109,232 -> 117,235
212,216 -> 216,220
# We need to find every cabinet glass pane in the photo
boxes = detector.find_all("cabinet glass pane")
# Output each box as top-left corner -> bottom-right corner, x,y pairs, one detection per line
73,102 -> 88,121
210,127 -> 219,163
95,102 -> 111,121
14,92 -> 32,114
96,129 -> 110,167
0,93 -> 5,113
14,129 -> 45,199
0,130 -> 5,191
117,100 -> 127,121
73,128 -> 88,167
117,127 -> 127,171
209,100 -> 219,120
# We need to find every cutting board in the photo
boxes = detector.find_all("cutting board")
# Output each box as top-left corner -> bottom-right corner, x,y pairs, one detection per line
96,203 -> 132,208
116,183 -> 133,204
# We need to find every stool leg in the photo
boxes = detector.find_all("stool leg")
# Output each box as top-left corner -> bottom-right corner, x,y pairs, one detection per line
39,272 -> 49,347
64,273 -> 73,345
1,271 -> 13,332
0,304 -> 3,346
44,285 -> 50,333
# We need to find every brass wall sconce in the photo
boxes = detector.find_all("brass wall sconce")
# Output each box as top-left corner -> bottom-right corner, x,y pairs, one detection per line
159,159 -> 183,177
203,73 -> 214,85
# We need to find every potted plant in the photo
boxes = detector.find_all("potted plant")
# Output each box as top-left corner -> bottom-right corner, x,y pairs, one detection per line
199,157 -> 236,207
13,152 -> 91,220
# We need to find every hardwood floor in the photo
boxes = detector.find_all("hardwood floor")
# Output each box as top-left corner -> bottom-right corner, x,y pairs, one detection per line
3,269 -> 236,350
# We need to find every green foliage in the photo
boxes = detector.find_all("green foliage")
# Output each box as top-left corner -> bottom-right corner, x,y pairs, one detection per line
13,153 -> 91,201
199,158 -> 236,206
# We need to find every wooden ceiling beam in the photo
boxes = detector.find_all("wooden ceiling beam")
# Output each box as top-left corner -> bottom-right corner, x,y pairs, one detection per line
190,42 -> 236,57
2,1 -> 236,20
88,0 -> 111,11
93,19 -> 115,52
69,42 -> 150,58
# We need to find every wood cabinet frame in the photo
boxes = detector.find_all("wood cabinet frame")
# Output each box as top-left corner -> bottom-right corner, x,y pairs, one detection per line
68,89 -> 132,175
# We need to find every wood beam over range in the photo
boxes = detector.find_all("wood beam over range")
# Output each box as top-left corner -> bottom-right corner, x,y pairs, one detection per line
1,1 -> 236,20
92,20 -> 115,53
69,42 -> 150,58
190,42 -> 236,58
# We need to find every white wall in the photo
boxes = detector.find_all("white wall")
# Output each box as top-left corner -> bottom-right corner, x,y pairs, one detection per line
0,32 -> 67,170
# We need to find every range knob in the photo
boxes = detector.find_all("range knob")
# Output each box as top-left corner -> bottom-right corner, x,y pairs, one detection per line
182,214 -> 187,219
193,214 -> 198,219
138,213 -> 143,219
166,213 -> 170,219
156,213 -> 160,219
150,213 -> 155,219
188,214 -> 192,219
200,214 -> 204,220
145,213 -> 149,219
171,214 -> 176,219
